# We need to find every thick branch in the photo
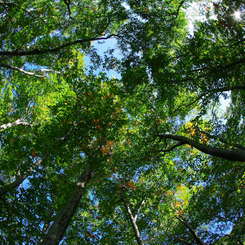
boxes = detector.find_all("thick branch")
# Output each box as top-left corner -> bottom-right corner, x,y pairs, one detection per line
200,131 -> 245,151
0,35 -> 119,57
120,190 -> 145,245
40,163 -> 92,245
155,134 -> 245,162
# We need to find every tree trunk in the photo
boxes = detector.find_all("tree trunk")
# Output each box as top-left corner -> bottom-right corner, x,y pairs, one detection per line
40,163 -> 92,245
120,191 -> 145,245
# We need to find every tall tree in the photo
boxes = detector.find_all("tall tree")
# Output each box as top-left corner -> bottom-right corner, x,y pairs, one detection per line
0,0 -> 245,244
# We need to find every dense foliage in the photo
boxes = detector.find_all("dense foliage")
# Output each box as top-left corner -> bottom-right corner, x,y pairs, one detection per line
0,0 -> 245,244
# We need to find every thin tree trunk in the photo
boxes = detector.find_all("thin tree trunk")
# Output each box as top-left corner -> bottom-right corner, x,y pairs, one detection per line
40,163 -> 92,245
120,191 -> 145,245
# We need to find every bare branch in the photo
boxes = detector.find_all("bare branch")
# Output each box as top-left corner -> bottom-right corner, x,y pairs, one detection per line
0,63 -> 44,77
0,62 -> 62,77
0,119 -> 33,131
135,197 -> 147,220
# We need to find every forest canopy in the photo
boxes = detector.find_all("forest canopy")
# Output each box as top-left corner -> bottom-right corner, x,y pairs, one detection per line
0,0 -> 245,244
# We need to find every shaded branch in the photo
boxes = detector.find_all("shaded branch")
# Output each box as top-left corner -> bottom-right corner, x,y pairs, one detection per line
154,133 -> 245,161
175,0 -> 185,19
183,85 -> 245,109
0,35 -> 119,57
176,216 -> 205,245
175,236 -> 193,245
170,204 -> 205,245
148,142 -> 185,154
64,0 -> 72,19
39,209 -> 55,243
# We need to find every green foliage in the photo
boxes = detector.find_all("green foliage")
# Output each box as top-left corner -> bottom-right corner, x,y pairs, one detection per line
1,0 -> 245,244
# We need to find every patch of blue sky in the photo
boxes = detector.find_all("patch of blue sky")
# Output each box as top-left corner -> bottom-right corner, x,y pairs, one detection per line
84,37 -> 122,79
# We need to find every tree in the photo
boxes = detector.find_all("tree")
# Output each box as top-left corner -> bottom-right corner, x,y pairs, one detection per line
1,0 -> 245,244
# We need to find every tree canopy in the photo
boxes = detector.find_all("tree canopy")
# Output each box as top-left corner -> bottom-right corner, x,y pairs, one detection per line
0,0 -> 245,244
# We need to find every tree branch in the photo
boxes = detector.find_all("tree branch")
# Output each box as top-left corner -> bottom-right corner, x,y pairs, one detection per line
0,35 -> 119,57
176,216 -> 205,245
200,130 -> 245,151
175,0 -> 185,19
120,189 -> 145,245
148,142 -> 185,154
0,63 -> 44,77
183,85 -> 245,109
154,133 -> 245,162
0,118 -> 33,131
63,0 -> 73,19
170,204 -> 205,245
135,197 -> 147,220
40,209 -> 55,243
175,236 -> 193,245
0,62 -> 62,77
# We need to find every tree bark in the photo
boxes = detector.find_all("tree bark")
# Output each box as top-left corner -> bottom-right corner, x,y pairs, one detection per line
40,163 -> 92,245
120,191 -> 145,245
0,118 -> 33,131
156,134 -> 245,162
